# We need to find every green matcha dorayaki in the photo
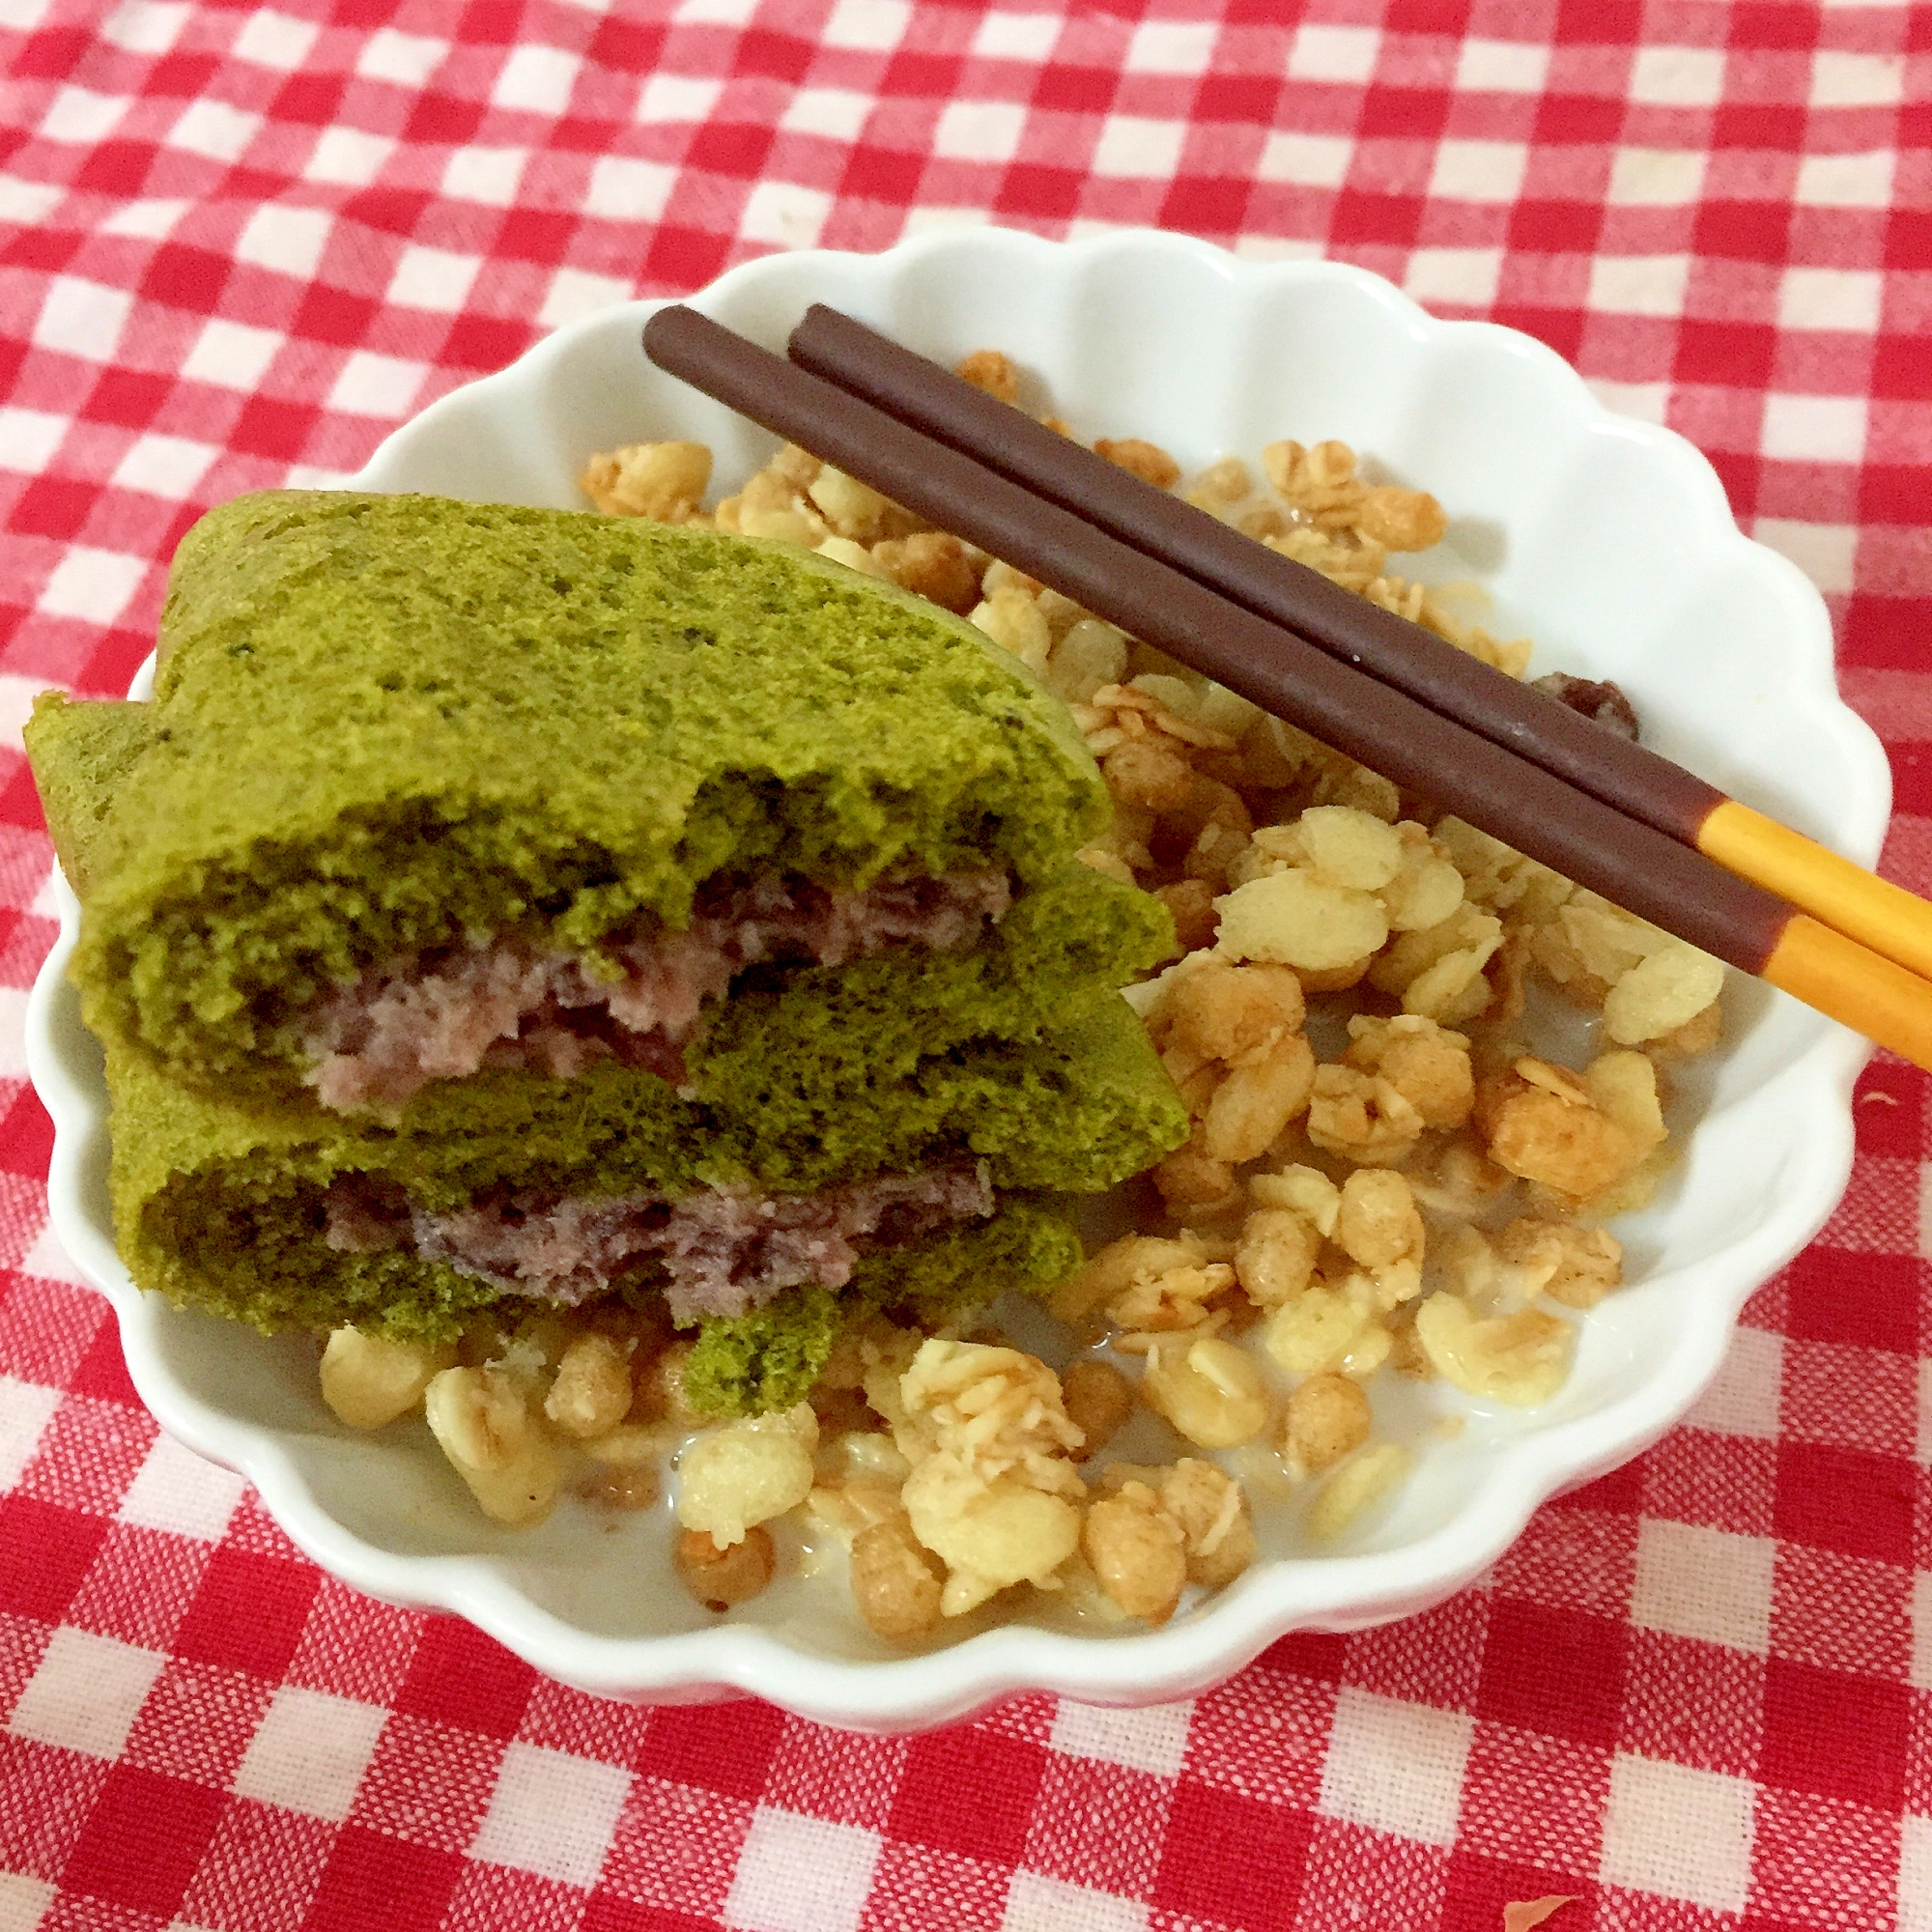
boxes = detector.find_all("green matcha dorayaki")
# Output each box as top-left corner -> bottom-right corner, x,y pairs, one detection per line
28,491 -> 1188,1411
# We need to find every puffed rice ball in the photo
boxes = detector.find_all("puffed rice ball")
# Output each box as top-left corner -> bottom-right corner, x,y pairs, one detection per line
1604,942 -> 1724,1045
677,1406 -> 818,1547
1215,870 -> 1388,972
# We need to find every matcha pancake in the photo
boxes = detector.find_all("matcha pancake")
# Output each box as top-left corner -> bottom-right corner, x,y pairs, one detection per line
34,487 -> 1189,1417
28,490 -> 1118,1110
105,999 -> 1182,1410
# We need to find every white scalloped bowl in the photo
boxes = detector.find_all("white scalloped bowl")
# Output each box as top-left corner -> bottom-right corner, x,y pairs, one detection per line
27,229 -> 1884,1730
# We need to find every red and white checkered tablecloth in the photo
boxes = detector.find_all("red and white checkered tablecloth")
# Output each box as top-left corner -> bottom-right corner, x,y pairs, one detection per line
1,2 -> 1927,1927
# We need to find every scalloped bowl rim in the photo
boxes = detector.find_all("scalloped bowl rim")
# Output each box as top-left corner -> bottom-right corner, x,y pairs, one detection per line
26,229 -> 1883,1729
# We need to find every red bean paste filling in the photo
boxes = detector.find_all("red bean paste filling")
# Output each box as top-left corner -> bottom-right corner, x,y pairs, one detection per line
299,868 -> 1011,1114
323,1164 -> 996,1323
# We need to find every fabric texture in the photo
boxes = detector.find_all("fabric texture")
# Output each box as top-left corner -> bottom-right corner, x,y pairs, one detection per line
0,2 -> 1927,1928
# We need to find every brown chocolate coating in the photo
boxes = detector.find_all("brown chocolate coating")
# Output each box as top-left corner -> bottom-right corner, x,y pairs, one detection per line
788,302 -> 1726,841
642,305 -> 1790,974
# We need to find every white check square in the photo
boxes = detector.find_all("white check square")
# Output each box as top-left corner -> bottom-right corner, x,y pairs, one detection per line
1796,151 -> 1893,208
10,1628 -> 163,1760
1761,393 -> 1867,463
469,1742 -> 631,1887
182,318 -> 281,389
0,408 -> 67,476
901,206 -> 991,237
972,13 -> 1060,60
1600,1755 -> 1753,1911
1002,1872 -> 1147,1931
101,2 -> 186,53
724,1808 -> 879,1932
168,99 -> 259,163
1430,141 -> 1527,203
42,87 -> 128,146
0,180 -> 61,226
1320,1689 -> 1471,1845
821,0 -> 910,51
1630,1519 -> 1776,1652
1290,23 -> 1378,82
387,244 -> 482,313
1810,51 -> 1904,106
0,1871 -> 55,1931
1050,1699 -> 1193,1777
1455,40 -> 1548,93
305,128 -> 394,186
1777,267 -> 1884,332
232,1687 -> 386,1823
585,156 -> 676,221
1125,21 -> 1214,74
356,28 -> 444,87
1588,253 -> 1690,318
1091,116 -> 1184,180
1257,132 -> 1350,187
39,548 -> 149,625
0,1376 -> 60,1492
118,1433 -> 247,1541
933,100 -> 1026,164
493,45 -> 580,115
442,145 -> 527,207
0,985 -> 28,1076
638,74 -> 723,123
232,10 -> 321,71
781,90 -> 871,140
1628,46 -> 1725,106
740,182 -> 832,248
327,353 -> 426,419
1903,1813 -> 1932,1932
538,269 -> 634,330
1683,1325 -> 1782,1437
1752,519 -> 1857,596
1607,148 -> 1707,206
99,197 -> 185,239
33,278 -> 132,364
110,429 -> 218,497
1406,248 -> 1503,307
234,205 -> 332,279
